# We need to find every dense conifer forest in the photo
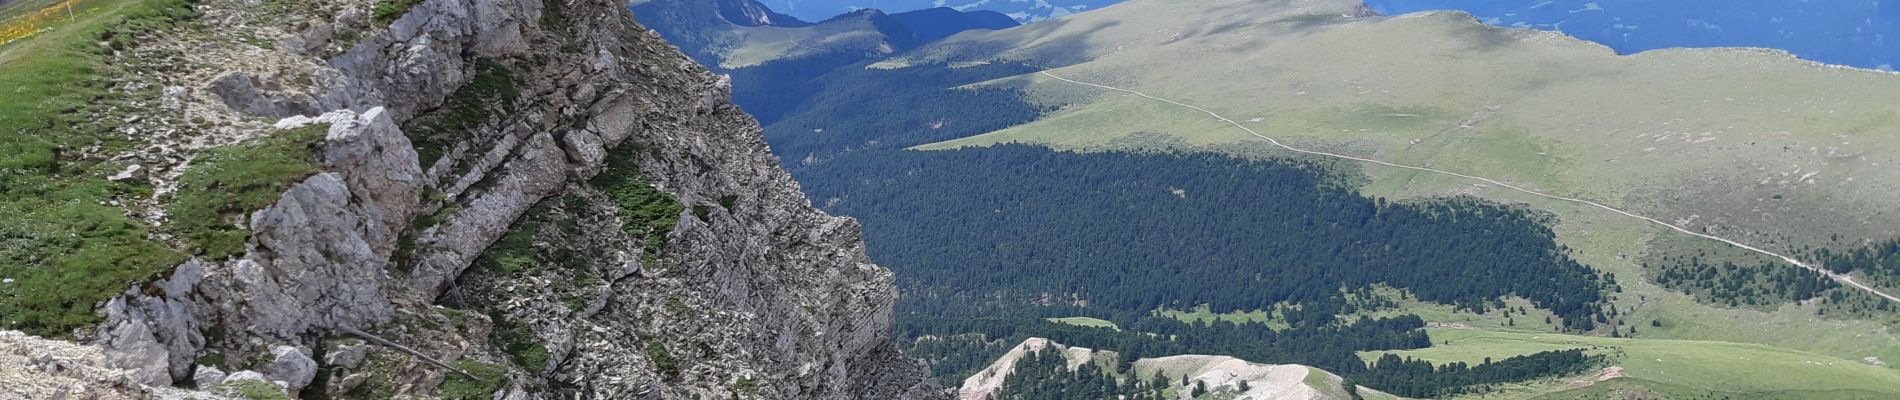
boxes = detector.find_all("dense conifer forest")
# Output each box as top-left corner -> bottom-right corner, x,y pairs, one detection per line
1357,349 -> 1604,397
730,54 -> 1622,396
790,143 -> 1616,396
801,145 -> 1615,330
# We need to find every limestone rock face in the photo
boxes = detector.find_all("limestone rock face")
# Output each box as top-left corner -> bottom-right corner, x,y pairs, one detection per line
66,0 -> 943,398
263,346 -> 318,392
99,108 -> 424,388
0,331 -> 232,400
193,366 -> 227,388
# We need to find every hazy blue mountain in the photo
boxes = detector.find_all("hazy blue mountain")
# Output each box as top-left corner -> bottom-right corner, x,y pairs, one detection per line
1366,0 -> 1899,70
713,0 -> 812,27
753,0 -> 1122,22
890,7 -> 1019,42
631,0 -> 1015,69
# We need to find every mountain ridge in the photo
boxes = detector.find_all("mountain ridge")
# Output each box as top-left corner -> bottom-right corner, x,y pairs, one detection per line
633,0 -> 1019,69
0,0 -> 943,398
1366,0 -> 1900,71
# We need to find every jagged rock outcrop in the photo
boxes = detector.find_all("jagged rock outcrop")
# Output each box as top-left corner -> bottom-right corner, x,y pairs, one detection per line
57,0 -> 943,398
98,107 -> 423,388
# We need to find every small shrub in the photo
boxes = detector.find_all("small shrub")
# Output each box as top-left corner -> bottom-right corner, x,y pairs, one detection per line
412,203 -> 460,231
372,0 -> 424,24
590,150 -> 682,254
439,359 -> 507,400
239,34 -> 275,50
563,295 -> 586,312
405,59 -> 516,166
692,204 -> 712,222
491,316 -> 548,370
646,342 -> 679,380
475,225 -> 537,275
221,379 -> 291,400
732,377 -> 758,396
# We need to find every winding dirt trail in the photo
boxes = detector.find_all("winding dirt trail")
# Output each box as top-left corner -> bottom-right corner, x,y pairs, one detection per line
1038,70 -> 1900,304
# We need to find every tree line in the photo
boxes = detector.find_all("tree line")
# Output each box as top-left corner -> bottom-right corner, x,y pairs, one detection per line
732,55 -> 1624,396
920,315 -> 1603,398
802,145 -> 1616,331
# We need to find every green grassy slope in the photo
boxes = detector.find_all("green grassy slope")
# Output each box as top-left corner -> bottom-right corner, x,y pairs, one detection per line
913,0 -> 1900,254
1046,316 -> 1120,330
0,0 -> 196,336
880,0 -> 1900,394
1,0 -> 327,337
1363,328 -> 1900,399
719,15 -> 897,68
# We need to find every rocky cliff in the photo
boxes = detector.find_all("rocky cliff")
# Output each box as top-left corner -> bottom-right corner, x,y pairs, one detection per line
3,0 -> 939,398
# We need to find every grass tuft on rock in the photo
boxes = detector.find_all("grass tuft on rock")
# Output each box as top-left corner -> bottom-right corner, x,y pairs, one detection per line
474,222 -> 537,275
371,0 -> 423,24
646,342 -> 679,380
404,59 -> 517,167
590,148 -> 682,254
220,379 -> 291,400
167,123 -> 329,260
491,315 -> 549,371
439,359 -> 508,400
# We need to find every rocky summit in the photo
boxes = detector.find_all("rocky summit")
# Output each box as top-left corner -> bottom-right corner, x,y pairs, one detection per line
0,0 -> 941,398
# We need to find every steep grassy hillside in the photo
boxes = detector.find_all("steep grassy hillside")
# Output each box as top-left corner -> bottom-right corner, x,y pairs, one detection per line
717,9 -> 913,68
0,0 -> 197,336
881,0 -> 1900,376
913,0 -> 1900,255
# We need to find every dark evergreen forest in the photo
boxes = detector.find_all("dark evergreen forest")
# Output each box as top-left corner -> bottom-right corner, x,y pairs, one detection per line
718,51 -> 1622,397
801,145 -> 1615,331
790,144 -> 1617,396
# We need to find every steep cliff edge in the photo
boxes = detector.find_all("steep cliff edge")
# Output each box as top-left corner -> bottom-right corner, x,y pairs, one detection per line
0,0 -> 938,398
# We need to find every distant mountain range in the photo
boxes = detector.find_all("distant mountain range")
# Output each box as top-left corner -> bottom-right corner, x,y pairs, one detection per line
630,0 -> 1018,69
718,0 -> 1899,70
749,0 -> 1122,23
1366,0 -> 1900,70
887,6 -> 1019,42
